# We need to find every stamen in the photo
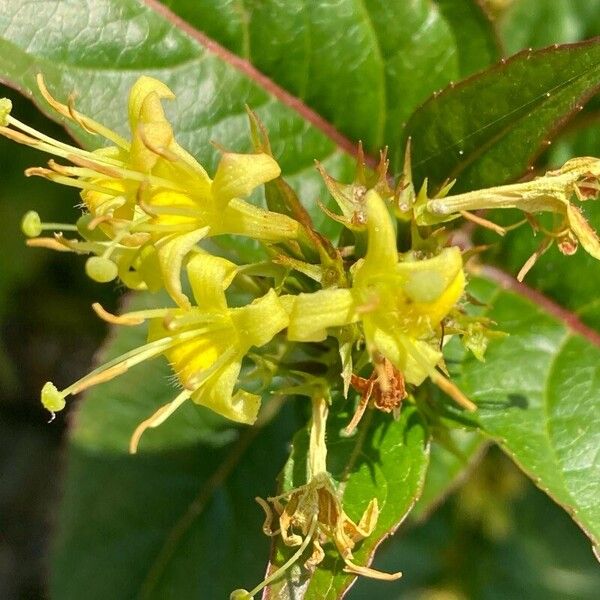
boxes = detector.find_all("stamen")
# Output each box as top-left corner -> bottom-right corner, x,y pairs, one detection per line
137,123 -> 179,162
26,237 -> 72,252
342,559 -> 402,581
430,371 -> 476,411
59,329 -> 208,399
459,210 -> 506,236
255,497 -> 280,536
36,73 -> 129,149
25,167 -> 128,195
46,158 -> 122,180
129,389 -> 191,453
517,236 -> 554,282
68,153 -> 190,192
92,302 -> 173,326
21,210 -> 78,238
67,93 -> 97,135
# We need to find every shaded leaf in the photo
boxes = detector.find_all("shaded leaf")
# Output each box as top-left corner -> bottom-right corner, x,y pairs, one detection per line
411,429 -> 486,521
434,0 -> 501,75
499,0 -> 600,55
404,39 -> 600,192
444,275 -> 600,549
352,449 -> 600,600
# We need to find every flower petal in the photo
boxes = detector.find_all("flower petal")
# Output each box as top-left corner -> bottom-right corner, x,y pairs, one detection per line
230,289 -> 289,349
287,288 -> 356,342
127,76 -> 175,131
211,152 -> 281,204
355,190 -> 398,282
156,227 -> 210,308
219,198 -> 299,241
567,204 -> 600,260
192,360 -> 261,424
186,252 -> 238,311
398,247 -> 465,328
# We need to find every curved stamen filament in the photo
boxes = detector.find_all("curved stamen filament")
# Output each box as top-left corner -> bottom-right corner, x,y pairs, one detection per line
92,303 -> 175,326
36,73 -> 129,149
129,389 -> 192,453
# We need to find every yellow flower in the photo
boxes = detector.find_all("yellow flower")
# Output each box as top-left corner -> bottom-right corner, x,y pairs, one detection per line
1,75 -> 300,305
286,190 -> 472,409
41,253 -> 289,448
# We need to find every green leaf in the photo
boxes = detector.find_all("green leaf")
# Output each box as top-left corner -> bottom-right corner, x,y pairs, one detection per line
264,406 -> 429,600
411,429 -> 486,522
445,276 -> 600,549
499,0 -> 600,55
404,39 -> 600,193
159,0 -> 497,160
352,449 -> 600,600
434,0 -> 501,76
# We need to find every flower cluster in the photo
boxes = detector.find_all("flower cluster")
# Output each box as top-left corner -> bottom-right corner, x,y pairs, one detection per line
3,76 -> 599,595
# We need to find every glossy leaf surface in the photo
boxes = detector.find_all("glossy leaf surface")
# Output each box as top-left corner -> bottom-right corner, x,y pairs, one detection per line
405,38 -> 600,192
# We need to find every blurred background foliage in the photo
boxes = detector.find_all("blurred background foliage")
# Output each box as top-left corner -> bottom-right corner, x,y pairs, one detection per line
0,0 -> 599,598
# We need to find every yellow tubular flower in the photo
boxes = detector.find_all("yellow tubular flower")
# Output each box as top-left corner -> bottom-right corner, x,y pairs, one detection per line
1,75 -> 300,305
287,190 -> 473,408
41,253 -> 289,450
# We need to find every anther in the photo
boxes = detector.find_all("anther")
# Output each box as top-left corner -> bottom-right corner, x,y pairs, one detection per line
41,381 -> 66,413
85,256 -> 119,283
21,210 -> 78,238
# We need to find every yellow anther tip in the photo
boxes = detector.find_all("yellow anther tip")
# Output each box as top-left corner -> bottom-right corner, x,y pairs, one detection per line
85,256 -> 118,283
41,382 -> 66,413
0,97 -> 12,126
21,210 -> 42,237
